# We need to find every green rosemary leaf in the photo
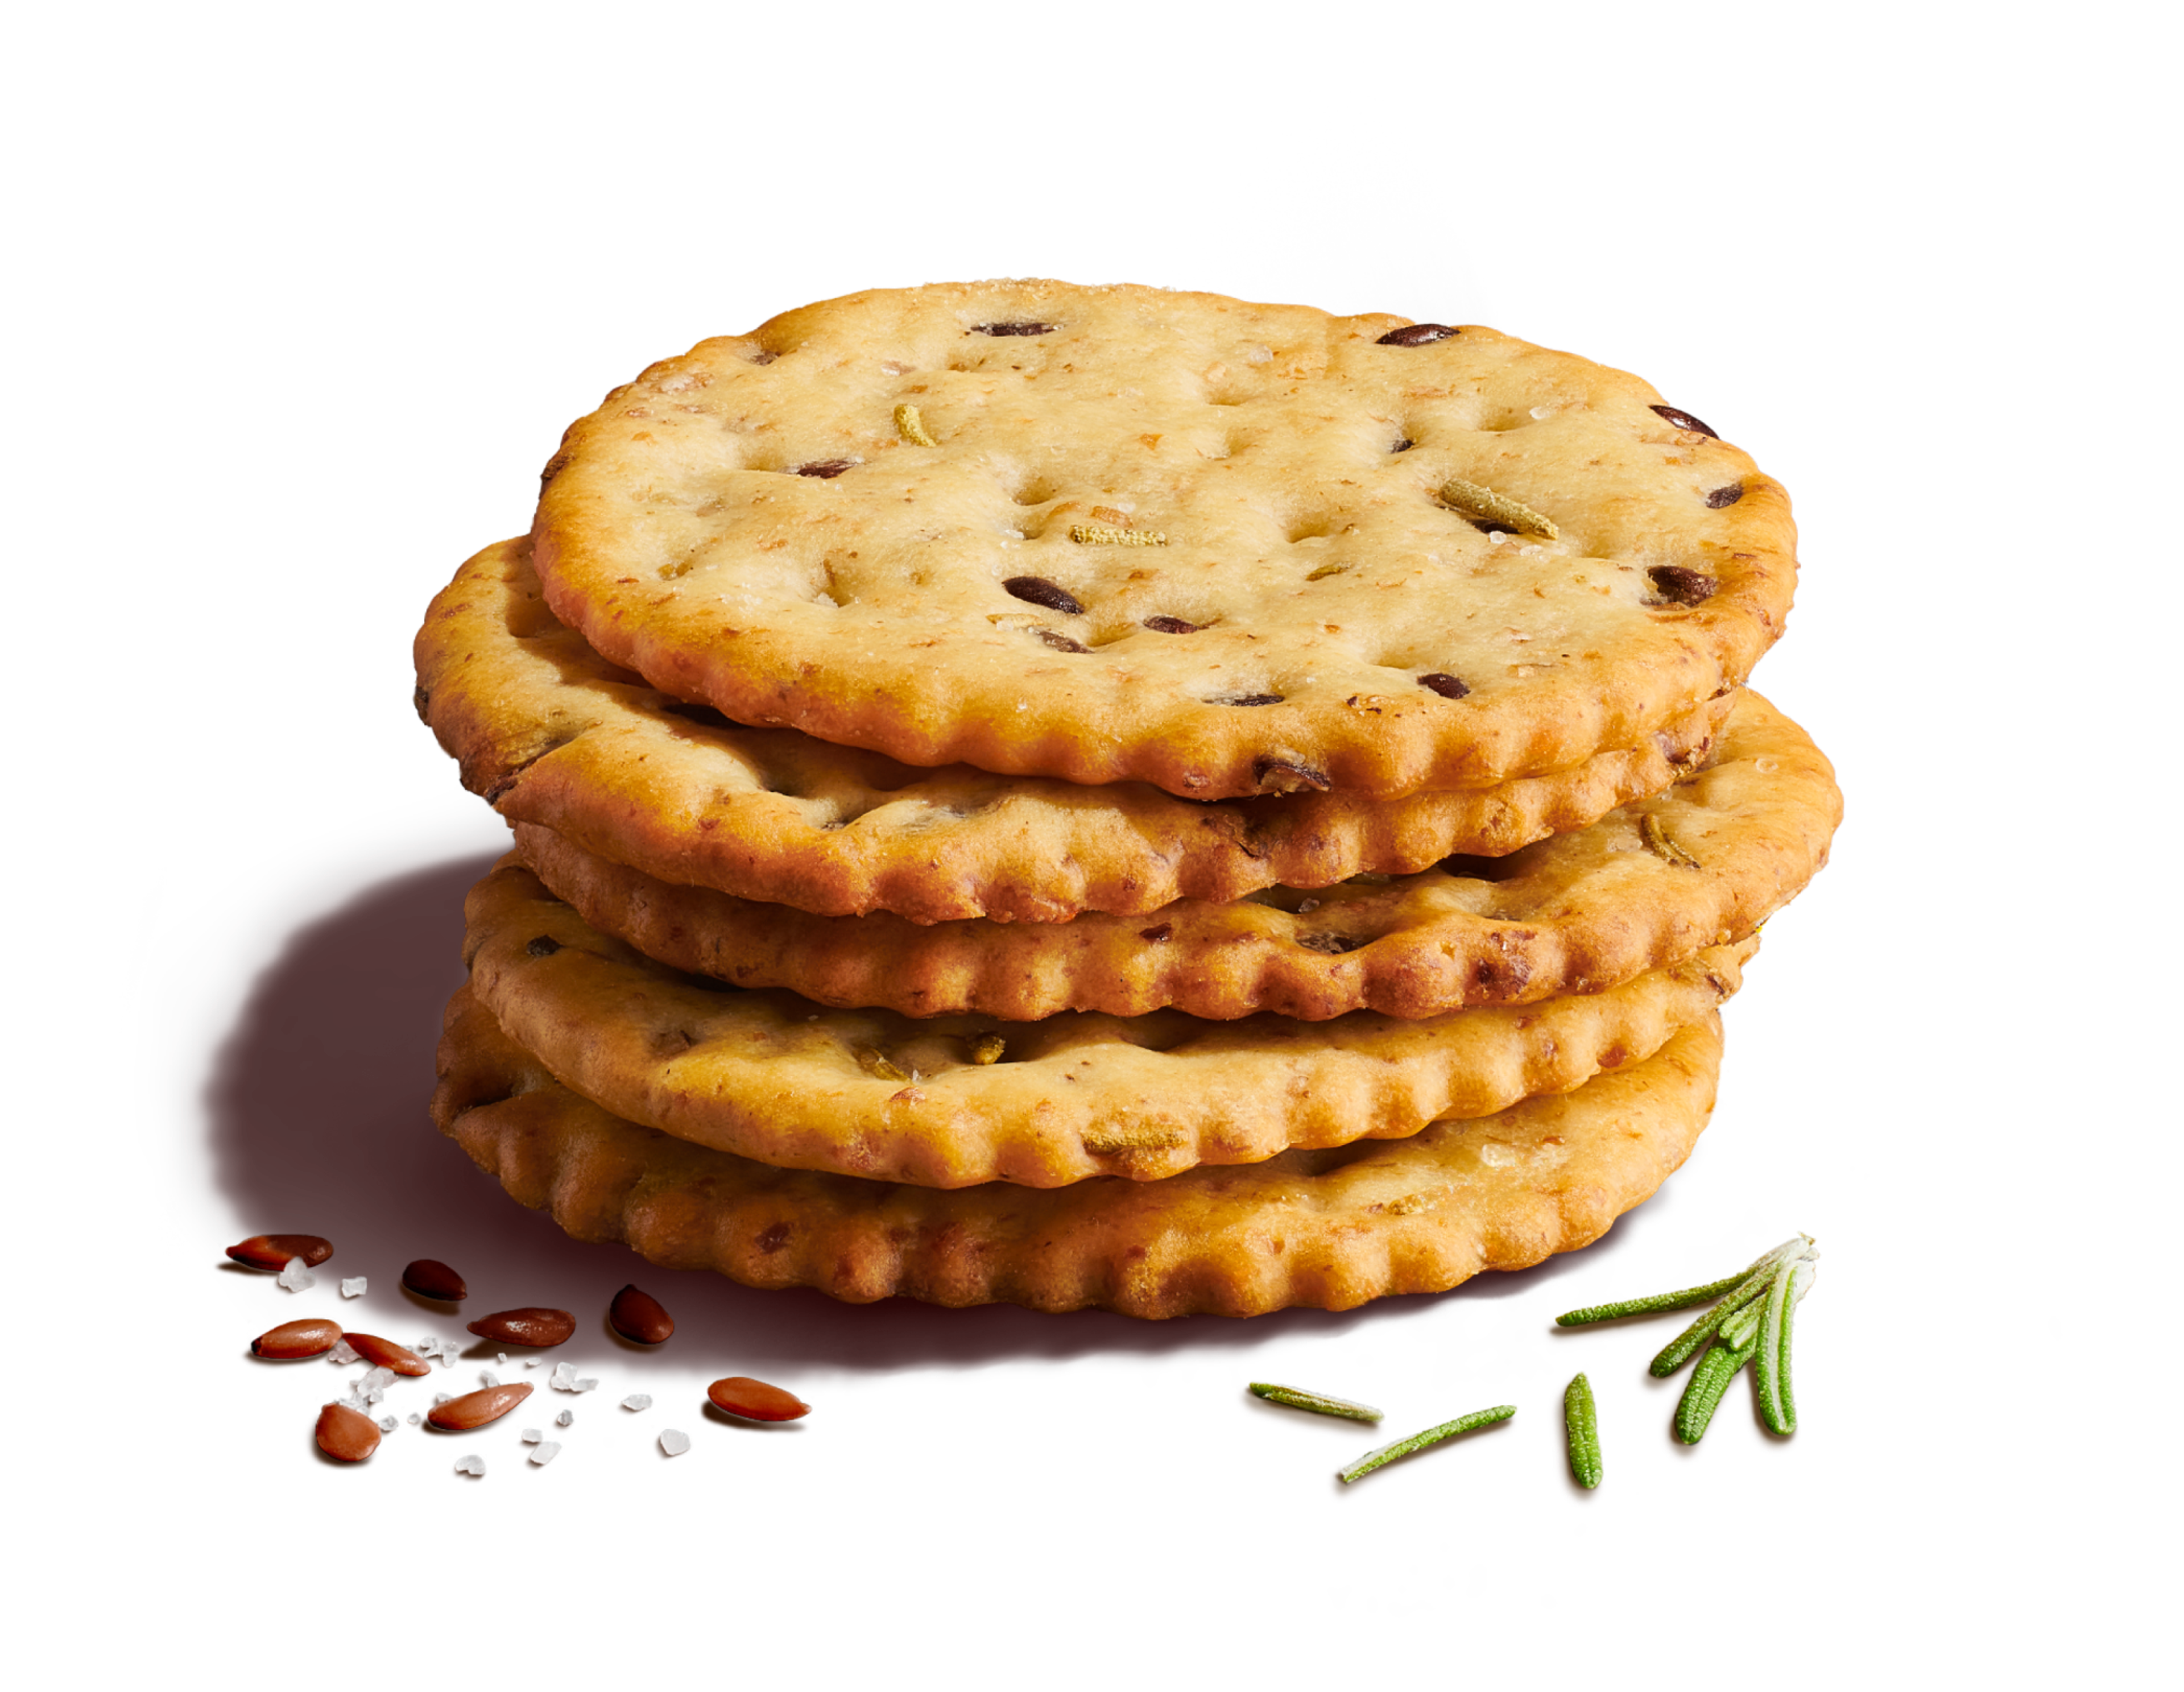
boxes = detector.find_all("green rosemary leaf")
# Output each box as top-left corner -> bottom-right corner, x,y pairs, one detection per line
1752,1256 -> 1798,1435
1554,1269 -> 1752,1327
1327,1406 -> 1520,1484
1674,1334 -> 1759,1445
1563,1374 -> 1602,1490
1718,1287 -> 1768,1352
1248,1383 -> 1383,1423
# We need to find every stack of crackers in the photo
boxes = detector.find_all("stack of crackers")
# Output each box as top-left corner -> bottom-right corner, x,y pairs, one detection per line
414,283 -> 1840,1319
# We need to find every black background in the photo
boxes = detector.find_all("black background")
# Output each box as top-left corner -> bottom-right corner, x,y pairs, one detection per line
145,234 -> 1887,1545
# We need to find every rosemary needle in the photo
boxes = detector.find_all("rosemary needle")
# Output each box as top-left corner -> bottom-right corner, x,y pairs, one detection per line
1563,1374 -> 1602,1490
1751,1256 -> 1798,1435
1327,1406 -> 1520,1484
1554,1268 -> 1755,1327
1648,1263 -> 1777,1377
1249,1383 -> 1384,1423
1674,1334 -> 1759,1444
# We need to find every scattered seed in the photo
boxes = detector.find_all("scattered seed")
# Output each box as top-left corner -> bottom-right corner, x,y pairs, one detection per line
708,1376 -> 811,1422
609,1285 -> 675,1346
1305,561 -> 1353,581
1142,615 -> 1203,634
228,1234 -> 332,1272
793,459 -> 855,478
1641,814 -> 1701,869
342,1334 -> 431,1377
526,934 -> 562,957
428,1383 -> 534,1431
1440,478 -> 1559,539
659,1429 -> 691,1457
1705,483 -> 1745,508
1087,505 -> 1131,527
252,1318 -> 342,1360
1069,523 -> 1167,547
1417,672 -> 1470,700
315,1402 -> 381,1463
401,1259 -> 467,1302
894,403 -> 937,446
466,1308 -> 576,1348
1002,576 -> 1083,615
969,321 -> 1054,336
1035,627 -> 1088,652
1209,692 -> 1284,708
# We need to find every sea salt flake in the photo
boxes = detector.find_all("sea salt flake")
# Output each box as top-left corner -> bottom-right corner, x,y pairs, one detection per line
496,1354 -> 508,1367
480,1370 -> 500,1388
659,1429 -> 690,1457
622,1394 -> 653,1412
276,1257 -> 316,1293
1529,404 -> 1552,420
328,1339 -> 362,1366
337,1392 -> 365,1412
407,1414 -> 421,1426
522,1357 -> 543,1369
454,1455 -> 486,1476
574,1378 -> 598,1393
521,1428 -> 543,1443
556,1409 -> 574,1428
340,1277 -> 367,1298
378,1416 -> 398,1433
433,1393 -> 453,1406
530,1441 -> 561,1467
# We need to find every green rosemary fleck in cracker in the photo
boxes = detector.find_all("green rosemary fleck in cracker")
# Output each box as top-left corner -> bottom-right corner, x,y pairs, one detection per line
1440,478 -> 1560,539
854,1047 -> 911,1081
894,403 -> 938,446
1641,813 -> 1701,868
1070,523 -> 1168,547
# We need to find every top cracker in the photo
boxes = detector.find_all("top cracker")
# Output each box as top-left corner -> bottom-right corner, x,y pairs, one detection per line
531,282 -> 1795,800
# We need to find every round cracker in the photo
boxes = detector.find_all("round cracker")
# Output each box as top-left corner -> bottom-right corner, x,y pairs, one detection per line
418,538 -> 1732,923
436,981 -> 1723,1319
530,282 -> 1795,801
464,859 -> 1752,1189
510,689 -> 1833,1021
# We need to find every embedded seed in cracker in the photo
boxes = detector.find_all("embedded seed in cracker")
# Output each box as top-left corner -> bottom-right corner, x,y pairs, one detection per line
527,281 -> 1796,799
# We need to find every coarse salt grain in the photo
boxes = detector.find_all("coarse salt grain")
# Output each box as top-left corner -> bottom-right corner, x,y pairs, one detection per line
379,1416 -> 398,1434
328,1339 -> 362,1366
407,1414 -> 420,1426
337,1392 -> 365,1412
622,1394 -> 653,1412
276,1257 -> 316,1293
340,1277 -> 367,1298
481,1370 -> 499,1387
1530,405 -> 1552,420
522,1357 -> 543,1369
433,1393 -> 453,1406
521,1428 -> 543,1443
355,1366 -> 395,1406
659,1429 -> 690,1457
496,1354 -> 508,1367
454,1455 -> 485,1476
530,1442 -> 561,1467
556,1410 -> 574,1428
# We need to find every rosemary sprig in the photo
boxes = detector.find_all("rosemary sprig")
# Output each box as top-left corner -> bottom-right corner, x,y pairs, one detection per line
1558,1235 -> 1819,1443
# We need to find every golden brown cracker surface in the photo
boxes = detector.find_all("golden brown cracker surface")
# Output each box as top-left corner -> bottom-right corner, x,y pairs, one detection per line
436,981 -> 1723,1318
464,859 -> 1751,1189
529,282 -> 1796,800
419,537 -> 1731,922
